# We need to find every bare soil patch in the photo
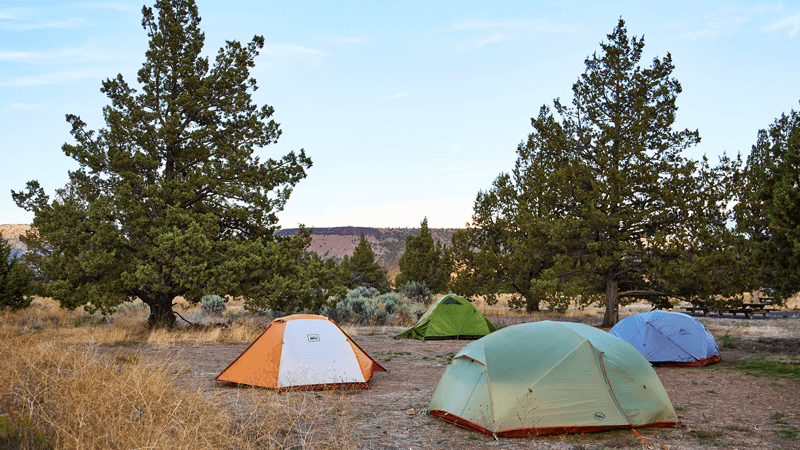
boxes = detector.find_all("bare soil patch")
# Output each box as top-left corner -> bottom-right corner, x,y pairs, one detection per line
104,316 -> 800,449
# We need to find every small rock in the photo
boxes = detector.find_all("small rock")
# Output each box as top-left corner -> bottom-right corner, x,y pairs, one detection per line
406,408 -> 415,415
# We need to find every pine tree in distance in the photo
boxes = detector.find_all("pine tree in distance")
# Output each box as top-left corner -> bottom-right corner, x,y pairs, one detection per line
396,217 -> 452,294
341,234 -> 390,293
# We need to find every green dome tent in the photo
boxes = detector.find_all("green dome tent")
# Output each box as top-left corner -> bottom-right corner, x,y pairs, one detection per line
396,294 -> 496,340
428,321 -> 679,437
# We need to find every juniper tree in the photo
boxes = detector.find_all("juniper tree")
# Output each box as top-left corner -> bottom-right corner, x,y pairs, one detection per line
12,0 -> 318,326
735,102 -> 800,302
341,234 -> 389,293
453,19 -> 736,325
395,218 -> 452,294
0,234 -> 33,311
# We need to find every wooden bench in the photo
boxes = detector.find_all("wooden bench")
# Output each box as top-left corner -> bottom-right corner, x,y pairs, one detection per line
728,308 -> 773,319
683,306 -> 710,316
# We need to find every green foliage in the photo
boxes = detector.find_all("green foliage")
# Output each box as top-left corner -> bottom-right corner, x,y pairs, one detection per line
733,356 -> 800,380
327,288 -> 425,324
772,428 -> 799,439
735,102 -> 800,304
397,281 -> 433,305
242,228 -> 347,315
11,0 -> 315,327
395,218 -> 452,293
340,234 -> 390,293
718,333 -> 735,349
0,234 -> 33,311
451,19 -> 737,325
0,415 -> 52,450
450,216 -> 577,312
199,295 -> 226,316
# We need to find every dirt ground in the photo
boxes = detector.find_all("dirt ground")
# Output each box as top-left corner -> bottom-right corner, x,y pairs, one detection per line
107,314 -> 800,450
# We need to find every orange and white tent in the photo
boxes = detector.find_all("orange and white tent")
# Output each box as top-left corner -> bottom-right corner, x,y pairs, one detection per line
216,314 -> 386,390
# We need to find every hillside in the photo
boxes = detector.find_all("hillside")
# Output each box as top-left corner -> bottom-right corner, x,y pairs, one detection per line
277,227 -> 458,279
0,224 -> 458,278
0,224 -> 30,258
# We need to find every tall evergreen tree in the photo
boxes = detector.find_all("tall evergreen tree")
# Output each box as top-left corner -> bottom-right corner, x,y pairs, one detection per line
735,102 -> 800,301
341,234 -> 389,293
453,19 -> 736,325
450,184 -> 581,312
395,218 -> 452,293
0,234 -> 33,311
12,0 -> 317,326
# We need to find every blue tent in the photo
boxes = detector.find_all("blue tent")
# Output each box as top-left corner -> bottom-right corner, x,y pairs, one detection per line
609,311 -> 720,366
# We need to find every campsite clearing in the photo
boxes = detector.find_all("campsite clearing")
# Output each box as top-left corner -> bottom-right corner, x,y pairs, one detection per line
107,314 -> 800,449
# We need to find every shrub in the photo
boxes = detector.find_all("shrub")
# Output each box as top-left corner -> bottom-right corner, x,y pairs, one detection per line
114,300 -> 150,315
200,295 -> 226,316
0,414 -> 51,450
72,314 -> 105,327
397,281 -> 433,305
719,333 -> 735,349
349,286 -> 380,299
328,288 -> 425,325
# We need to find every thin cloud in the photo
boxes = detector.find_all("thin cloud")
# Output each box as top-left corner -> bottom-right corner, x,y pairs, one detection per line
0,67 -> 115,87
8,103 -> 43,111
684,28 -> 725,39
764,13 -> 800,37
0,12 -> 19,19
0,45 -> 112,63
443,18 -> 573,51
256,43 -> 328,71
5,17 -> 91,30
679,5 -> 782,40
378,92 -> 409,101
74,2 -> 139,13
337,36 -> 364,44
453,18 -> 569,32
474,33 -> 510,47
262,43 -> 326,57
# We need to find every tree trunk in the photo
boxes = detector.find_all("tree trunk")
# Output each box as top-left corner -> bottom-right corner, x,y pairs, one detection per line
525,294 -> 541,312
602,278 -> 619,328
144,294 -> 177,328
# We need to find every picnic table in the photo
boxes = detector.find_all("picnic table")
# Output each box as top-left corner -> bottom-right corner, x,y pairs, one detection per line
683,300 -> 712,316
728,301 -> 773,319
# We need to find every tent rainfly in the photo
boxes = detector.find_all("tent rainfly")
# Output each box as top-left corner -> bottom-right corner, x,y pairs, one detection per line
609,310 -> 721,366
216,314 -> 386,390
428,321 -> 679,437
396,294 -> 496,340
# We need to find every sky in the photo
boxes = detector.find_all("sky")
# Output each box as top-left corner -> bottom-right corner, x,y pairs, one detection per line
2,1 -> 799,229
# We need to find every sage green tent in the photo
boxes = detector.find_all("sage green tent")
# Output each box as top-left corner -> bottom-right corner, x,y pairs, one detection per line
428,321 -> 679,437
396,294 -> 496,340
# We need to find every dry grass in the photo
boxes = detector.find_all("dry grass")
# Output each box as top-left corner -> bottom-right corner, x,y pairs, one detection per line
0,300 -> 362,449
784,292 -> 800,311
0,297 -> 269,347
224,388 -> 359,450
146,321 -> 265,347
0,330 -> 236,449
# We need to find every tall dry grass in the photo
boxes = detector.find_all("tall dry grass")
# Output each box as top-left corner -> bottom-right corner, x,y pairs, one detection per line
0,300 -> 361,449
0,330 -> 236,449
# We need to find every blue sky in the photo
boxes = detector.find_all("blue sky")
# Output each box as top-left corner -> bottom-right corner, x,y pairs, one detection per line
2,1 -> 799,228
